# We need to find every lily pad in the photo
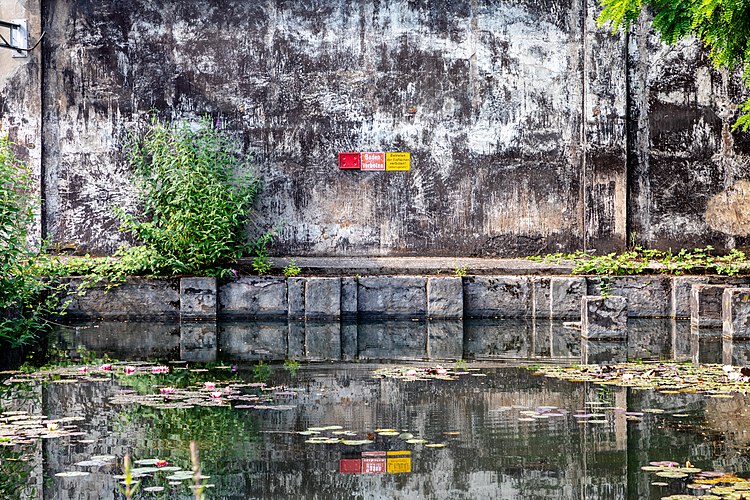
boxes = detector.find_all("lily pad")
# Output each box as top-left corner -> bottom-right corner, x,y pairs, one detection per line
655,471 -> 689,479
55,471 -> 90,477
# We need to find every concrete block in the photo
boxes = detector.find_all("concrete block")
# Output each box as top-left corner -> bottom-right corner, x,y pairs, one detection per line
427,320 -> 464,360
581,339 -> 627,364
722,287 -> 750,340
463,276 -> 532,318
341,277 -> 358,318
305,277 -> 341,319
218,320 -> 287,360
628,318 -> 671,360
357,320 -> 427,360
672,276 -> 710,319
588,276 -> 671,318
531,319 -> 552,357
671,320 -> 692,362
464,319 -> 531,359
66,320 -> 179,359
550,277 -> 586,319
550,322 -> 580,358
358,276 -> 426,318
287,320 -> 306,360
723,339 -> 750,366
690,284 -> 726,328
341,320 -> 358,360
305,321 -> 341,361
180,322 -> 217,362
287,278 -> 305,319
581,295 -> 628,340
62,277 -> 180,319
690,326 -> 723,364
531,277 -> 551,320
219,277 -> 288,317
180,277 -> 217,319
427,277 -> 463,319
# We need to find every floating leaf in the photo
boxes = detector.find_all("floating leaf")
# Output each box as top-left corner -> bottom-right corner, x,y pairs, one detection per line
425,443 -> 446,448
55,471 -> 90,477
656,471 -> 688,479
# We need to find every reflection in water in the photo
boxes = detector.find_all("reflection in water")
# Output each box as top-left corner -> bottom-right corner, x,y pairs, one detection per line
2,362 -> 750,499
53,317 -> 750,365
21,318 -> 750,497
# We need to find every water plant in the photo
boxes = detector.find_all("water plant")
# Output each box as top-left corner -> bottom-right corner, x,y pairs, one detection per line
119,454 -> 139,500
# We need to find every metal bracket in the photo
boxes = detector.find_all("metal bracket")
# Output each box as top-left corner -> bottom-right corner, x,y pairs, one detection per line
0,19 -> 45,57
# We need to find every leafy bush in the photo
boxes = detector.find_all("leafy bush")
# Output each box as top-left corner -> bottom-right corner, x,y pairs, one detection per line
116,117 -> 262,277
529,245 -> 748,276
0,136 -> 67,347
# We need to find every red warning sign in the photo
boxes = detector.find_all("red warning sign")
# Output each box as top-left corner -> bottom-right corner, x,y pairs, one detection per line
360,152 -> 385,171
338,152 -> 361,170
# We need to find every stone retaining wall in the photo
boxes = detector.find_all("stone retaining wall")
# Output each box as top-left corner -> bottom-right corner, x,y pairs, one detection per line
61,274 -> 750,320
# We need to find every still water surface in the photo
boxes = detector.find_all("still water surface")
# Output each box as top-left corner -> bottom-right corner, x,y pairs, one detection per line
1,319 -> 749,499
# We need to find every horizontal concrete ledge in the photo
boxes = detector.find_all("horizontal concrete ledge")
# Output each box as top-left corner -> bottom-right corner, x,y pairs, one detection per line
264,256 -> 574,276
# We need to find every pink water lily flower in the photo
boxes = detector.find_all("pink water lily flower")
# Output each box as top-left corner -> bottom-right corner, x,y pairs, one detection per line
210,391 -> 223,399
204,382 -> 217,390
156,459 -> 168,467
160,387 -> 176,394
100,364 -> 113,372
124,366 -> 136,375
78,367 -> 88,374
151,365 -> 169,374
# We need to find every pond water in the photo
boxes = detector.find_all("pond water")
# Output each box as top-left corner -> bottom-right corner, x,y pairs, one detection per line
1,319 -> 749,499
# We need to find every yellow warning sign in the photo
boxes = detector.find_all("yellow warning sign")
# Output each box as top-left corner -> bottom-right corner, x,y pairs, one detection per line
386,152 -> 411,171
387,457 -> 412,474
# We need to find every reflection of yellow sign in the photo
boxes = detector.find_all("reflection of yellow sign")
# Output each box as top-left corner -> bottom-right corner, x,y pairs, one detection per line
386,152 -> 411,171
387,451 -> 411,457
387,457 -> 412,473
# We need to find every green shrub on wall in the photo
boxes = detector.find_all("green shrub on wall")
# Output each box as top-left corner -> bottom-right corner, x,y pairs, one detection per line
0,136 -> 60,346
116,117 -> 263,277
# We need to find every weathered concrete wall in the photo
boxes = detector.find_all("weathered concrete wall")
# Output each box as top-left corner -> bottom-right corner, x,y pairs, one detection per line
39,0 -> 596,256
0,0 -> 42,246
627,13 -> 750,250
4,0 -> 748,256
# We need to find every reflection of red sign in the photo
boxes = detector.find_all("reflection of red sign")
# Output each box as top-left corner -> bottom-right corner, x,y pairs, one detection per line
362,457 -> 387,474
361,152 -> 385,171
361,451 -> 386,457
338,152 -> 361,169
339,458 -> 361,474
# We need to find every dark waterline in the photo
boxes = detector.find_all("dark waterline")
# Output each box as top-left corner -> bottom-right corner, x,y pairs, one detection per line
47,317 -> 750,366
